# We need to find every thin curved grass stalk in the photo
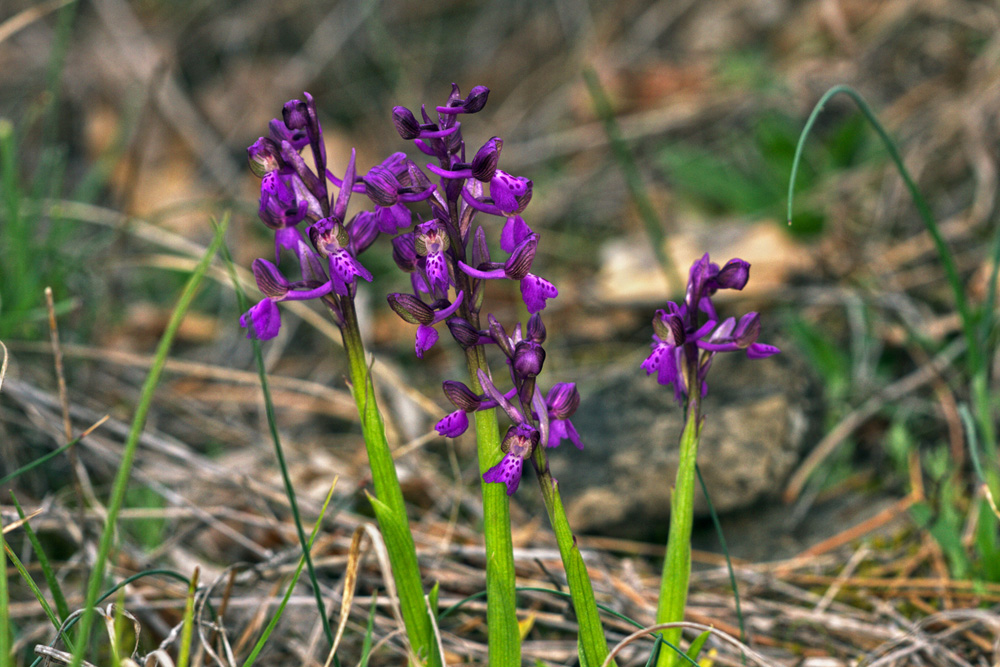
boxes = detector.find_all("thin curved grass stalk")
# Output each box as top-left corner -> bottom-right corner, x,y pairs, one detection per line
786,84 -> 996,469
219,240 -> 338,652
0,511 -> 10,667
242,480 -> 338,667
695,463 -> 746,660
603,622 -> 773,667
68,216 -> 228,667
11,494 -> 71,623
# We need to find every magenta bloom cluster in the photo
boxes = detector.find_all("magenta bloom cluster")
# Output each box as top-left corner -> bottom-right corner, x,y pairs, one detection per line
240,93 -> 410,338
385,84 -> 558,358
434,313 -> 584,495
241,86 -> 574,497
641,254 -> 780,404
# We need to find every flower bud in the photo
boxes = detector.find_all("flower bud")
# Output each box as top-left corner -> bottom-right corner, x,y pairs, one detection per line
463,85 -> 490,113
247,137 -> 282,177
546,383 -> 580,420
391,233 -> 419,272
715,258 -> 750,291
504,234 -> 537,280
442,380 -> 481,411
512,340 -> 545,379
471,137 -> 502,181
447,317 -> 482,348
392,106 -> 421,139
363,165 -> 401,207
348,211 -> 379,255
387,293 -> 435,325
251,259 -> 290,299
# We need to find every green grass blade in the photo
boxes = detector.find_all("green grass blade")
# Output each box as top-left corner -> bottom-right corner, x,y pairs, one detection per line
3,536 -> 68,648
685,630 -> 711,662
1,514 -> 11,667
786,85 -> 992,453
0,437 -> 78,486
10,494 -> 70,620
176,568 -> 198,667
695,463 -> 746,660
357,592 -> 379,667
68,215 -> 228,667
219,241 -> 337,650
242,480 -> 338,667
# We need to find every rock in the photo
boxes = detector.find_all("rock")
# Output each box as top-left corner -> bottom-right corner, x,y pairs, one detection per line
550,344 -> 818,539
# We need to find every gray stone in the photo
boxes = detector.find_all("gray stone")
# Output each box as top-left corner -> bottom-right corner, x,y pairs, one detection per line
549,345 -> 818,539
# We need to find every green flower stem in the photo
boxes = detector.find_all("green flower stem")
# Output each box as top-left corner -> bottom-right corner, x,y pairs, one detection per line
532,453 -> 616,667
463,343 -> 521,667
338,299 -> 439,667
656,397 -> 701,667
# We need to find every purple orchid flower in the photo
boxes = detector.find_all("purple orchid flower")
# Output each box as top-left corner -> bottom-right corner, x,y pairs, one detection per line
641,254 -> 780,404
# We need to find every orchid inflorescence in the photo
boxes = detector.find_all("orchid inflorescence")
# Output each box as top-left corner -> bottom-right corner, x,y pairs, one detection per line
641,253 -> 780,405
242,84 -> 572,496
434,312 -> 584,495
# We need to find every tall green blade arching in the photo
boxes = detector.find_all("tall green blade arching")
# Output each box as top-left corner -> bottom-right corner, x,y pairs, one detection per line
68,216 -> 228,667
786,84 -> 995,459
242,480 -> 338,667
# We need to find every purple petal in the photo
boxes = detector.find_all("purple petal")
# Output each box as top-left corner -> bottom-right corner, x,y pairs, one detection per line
425,252 -> 451,296
520,274 -> 558,313
415,324 -> 439,359
549,419 -> 583,450
328,249 -> 373,295
500,216 -> 533,253
482,453 -> 523,495
375,203 -> 411,233
240,299 -> 281,340
747,342 -> 781,359
435,410 -> 469,437
489,171 -> 530,214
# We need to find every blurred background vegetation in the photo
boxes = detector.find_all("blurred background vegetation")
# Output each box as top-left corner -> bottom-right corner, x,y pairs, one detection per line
1,0 -> 999,663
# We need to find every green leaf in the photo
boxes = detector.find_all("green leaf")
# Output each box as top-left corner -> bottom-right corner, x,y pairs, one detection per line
685,630 -> 711,662
70,215 -> 229,667
11,494 -> 70,621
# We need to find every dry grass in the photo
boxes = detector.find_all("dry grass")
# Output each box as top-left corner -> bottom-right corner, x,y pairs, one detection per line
2,0 -> 1000,664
